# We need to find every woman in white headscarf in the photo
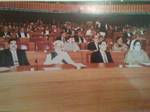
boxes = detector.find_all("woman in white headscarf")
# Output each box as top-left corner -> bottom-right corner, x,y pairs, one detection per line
124,39 -> 150,65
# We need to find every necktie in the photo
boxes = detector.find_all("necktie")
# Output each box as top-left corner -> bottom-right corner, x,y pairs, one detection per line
11,50 -> 19,66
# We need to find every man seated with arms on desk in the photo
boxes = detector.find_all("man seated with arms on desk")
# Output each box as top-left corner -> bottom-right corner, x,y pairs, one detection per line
0,39 -> 29,67
91,40 -> 113,63
44,40 -> 86,69
124,39 -> 150,65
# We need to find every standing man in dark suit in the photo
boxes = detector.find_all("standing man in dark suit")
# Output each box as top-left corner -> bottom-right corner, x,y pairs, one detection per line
123,27 -> 133,46
91,40 -> 113,63
0,39 -> 29,67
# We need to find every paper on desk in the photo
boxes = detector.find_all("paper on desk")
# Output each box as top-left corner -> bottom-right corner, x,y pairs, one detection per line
0,67 -> 10,72
78,63 -> 86,67
125,64 -> 143,68
43,67 -> 62,71
141,63 -> 150,66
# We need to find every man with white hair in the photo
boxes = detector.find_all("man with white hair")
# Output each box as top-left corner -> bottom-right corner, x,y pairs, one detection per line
44,40 -> 86,69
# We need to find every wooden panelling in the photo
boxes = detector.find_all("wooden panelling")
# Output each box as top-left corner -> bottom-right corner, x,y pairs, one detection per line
110,51 -> 126,64
26,50 -> 92,65
0,2 -> 150,13
26,50 -> 126,66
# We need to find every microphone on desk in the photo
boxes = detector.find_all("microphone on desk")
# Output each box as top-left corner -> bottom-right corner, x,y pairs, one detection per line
35,44 -> 38,65
35,58 -> 38,64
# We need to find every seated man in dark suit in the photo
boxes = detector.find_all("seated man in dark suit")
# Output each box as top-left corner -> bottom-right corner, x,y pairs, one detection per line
17,27 -> 30,38
0,39 -> 29,67
91,40 -> 113,63
87,35 -> 99,51
74,31 -> 84,44
0,26 -> 11,38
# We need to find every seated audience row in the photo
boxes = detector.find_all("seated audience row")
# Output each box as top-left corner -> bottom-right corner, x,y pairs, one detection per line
0,39 -> 149,69
0,20 -> 148,53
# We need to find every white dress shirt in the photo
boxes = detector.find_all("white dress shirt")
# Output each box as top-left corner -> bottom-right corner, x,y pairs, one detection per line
95,42 -> 99,50
20,32 -> 26,38
19,32 -> 30,38
127,33 -> 131,37
100,50 -> 108,63
78,37 -> 82,44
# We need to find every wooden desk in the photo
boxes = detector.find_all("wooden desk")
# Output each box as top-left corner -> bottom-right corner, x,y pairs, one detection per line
16,63 -> 118,72
26,50 -> 92,66
0,65 -> 150,112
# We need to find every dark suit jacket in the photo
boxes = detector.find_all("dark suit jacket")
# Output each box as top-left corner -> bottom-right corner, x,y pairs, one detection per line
56,36 -> 66,42
123,32 -> 133,44
91,51 -> 113,63
17,32 -> 27,38
0,32 -> 11,37
123,32 -> 133,39
87,42 -> 98,51
74,36 -> 84,43
0,49 -> 29,67
99,23 -> 107,33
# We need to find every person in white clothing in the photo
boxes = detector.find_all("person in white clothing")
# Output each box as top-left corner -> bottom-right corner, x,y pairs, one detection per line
63,37 -> 80,52
124,39 -> 150,65
44,40 -> 86,69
